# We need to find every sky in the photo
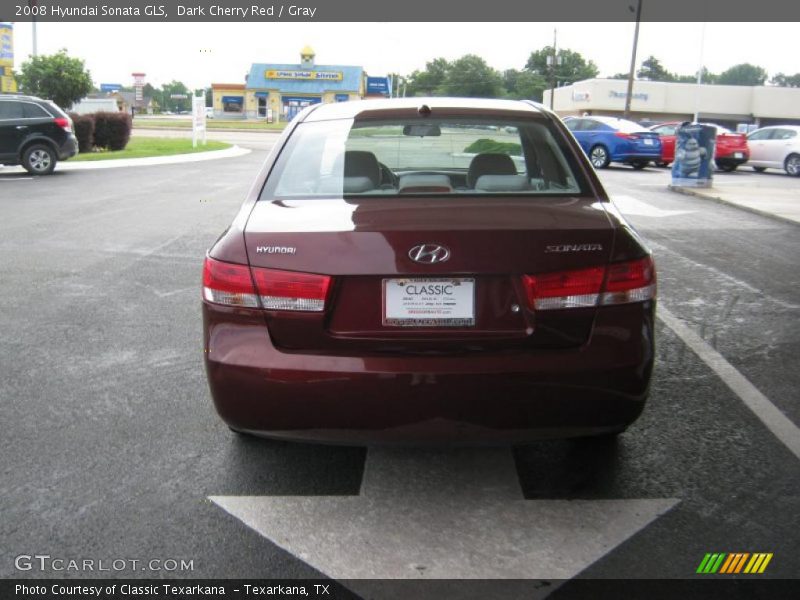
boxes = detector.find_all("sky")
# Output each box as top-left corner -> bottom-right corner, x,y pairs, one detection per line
8,21 -> 800,90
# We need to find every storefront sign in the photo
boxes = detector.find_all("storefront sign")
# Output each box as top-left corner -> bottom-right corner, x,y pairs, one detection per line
0,23 -> 13,66
265,70 -> 343,81
366,77 -> 390,95
609,90 -> 649,101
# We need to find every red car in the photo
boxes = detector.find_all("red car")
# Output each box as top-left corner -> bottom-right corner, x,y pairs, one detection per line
203,98 -> 656,444
650,122 -> 749,171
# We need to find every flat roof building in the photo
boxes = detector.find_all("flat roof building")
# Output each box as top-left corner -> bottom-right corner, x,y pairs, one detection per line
211,47 -> 364,121
545,79 -> 800,129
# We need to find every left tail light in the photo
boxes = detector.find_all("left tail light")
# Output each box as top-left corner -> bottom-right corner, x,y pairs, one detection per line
523,256 -> 656,311
202,257 -> 260,308
203,257 -> 331,312
54,117 -> 72,133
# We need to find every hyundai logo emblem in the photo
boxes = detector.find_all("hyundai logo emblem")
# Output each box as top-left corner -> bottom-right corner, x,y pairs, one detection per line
409,244 -> 450,264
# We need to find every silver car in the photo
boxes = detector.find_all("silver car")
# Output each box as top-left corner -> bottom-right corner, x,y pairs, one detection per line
746,125 -> 800,176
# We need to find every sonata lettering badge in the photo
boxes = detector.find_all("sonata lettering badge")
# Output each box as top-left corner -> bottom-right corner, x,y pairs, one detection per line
384,278 -> 475,327
545,243 -> 603,253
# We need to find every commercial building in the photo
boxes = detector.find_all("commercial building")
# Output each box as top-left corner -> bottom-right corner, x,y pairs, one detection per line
545,79 -> 800,128
211,47 -> 364,121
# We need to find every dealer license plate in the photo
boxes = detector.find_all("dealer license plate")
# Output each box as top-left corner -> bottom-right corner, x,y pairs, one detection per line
383,278 -> 475,327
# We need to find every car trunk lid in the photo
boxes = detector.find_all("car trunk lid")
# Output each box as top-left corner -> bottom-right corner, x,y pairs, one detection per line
243,196 -> 616,354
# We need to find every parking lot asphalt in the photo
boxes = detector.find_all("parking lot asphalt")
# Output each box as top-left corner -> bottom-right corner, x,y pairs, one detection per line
0,145 -> 797,593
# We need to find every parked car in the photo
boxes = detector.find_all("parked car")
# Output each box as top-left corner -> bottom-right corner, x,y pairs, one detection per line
563,115 -> 661,169
0,94 -> 78,175
202,98 -> 657,444
205,107 -> 214,119
746,125 -> 800,176
649,122 -> 749,171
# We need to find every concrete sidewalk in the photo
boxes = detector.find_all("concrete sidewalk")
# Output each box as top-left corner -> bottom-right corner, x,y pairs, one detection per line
1,144 -> 251,174
669,178 -> 800,225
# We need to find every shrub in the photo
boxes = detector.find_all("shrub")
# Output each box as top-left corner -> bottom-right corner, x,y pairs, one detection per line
464,138 -> 522,156
68,113 -> 95,154
93,111 -> 131,151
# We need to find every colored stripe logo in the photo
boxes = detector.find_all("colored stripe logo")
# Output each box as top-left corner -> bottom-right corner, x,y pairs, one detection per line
696,553 -> 773,574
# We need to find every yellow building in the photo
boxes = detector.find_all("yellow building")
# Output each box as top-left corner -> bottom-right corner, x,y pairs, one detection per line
212,47 -> 364,121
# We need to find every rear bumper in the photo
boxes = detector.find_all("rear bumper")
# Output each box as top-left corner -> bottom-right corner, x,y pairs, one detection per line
203,302 -> 655,444
613,150 -> 662,163
715,151 -> 749,166
59,135 -> 79,160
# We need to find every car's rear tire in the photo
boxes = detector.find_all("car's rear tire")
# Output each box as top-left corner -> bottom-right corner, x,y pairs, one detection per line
631,160 -> 649,170
752,166 -> 767,173
656,161 -> 671,168
22,143 -> 57,175
589,145 -> 610,169
785,154 -> 800,177
719,164 -> 738,172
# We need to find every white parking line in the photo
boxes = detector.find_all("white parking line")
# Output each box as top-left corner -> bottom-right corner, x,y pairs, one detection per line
658,306 -> 800,461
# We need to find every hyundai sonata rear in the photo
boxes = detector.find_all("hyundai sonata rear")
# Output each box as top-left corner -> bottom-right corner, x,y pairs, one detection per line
202,98 -> 656,443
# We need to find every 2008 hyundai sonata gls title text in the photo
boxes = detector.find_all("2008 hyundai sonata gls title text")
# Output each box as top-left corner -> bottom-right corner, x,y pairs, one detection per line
202,98 -> 656,443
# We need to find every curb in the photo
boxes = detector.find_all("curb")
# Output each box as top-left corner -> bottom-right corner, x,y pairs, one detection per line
667,185 -> 799,227
134,126 -> 285,134
2,145 -> 252,174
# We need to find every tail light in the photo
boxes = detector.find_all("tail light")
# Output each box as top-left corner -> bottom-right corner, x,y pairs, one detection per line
203,257 -> 260,308
523,256 -> 656,311
251,267 -> 331,312
615,132 -> 639,140
54,117 -> 72,132
203,257 -> 331,312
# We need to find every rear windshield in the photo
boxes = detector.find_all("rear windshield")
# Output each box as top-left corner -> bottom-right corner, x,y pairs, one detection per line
260,116 -> 590,200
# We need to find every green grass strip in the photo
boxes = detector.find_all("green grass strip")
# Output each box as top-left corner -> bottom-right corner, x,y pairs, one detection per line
72,138 -> 231,162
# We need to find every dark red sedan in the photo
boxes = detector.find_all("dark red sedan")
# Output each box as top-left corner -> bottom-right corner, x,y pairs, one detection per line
203,98 -> 656,444
650,121 -> 750,171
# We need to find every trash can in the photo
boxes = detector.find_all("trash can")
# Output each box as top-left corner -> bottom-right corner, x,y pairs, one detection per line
671,123 -> 716,188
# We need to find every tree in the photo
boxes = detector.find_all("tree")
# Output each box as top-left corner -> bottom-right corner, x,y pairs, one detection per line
17,49 -> 93,110
525,47 -> 599,87
440,55 -> 504,98
159,80 -> 191,111
675,67 -> 717,84
503,69 -> 548,101
637,56 -> 676,82
717,63 -> 768,86
771,72 -> 800,87
405,58 -> 450,97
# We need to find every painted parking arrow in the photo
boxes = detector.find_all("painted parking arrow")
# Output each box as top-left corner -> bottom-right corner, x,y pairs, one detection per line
211,445 -> 677,582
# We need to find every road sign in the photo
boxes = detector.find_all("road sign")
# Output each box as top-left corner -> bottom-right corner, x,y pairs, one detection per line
192,94 -> 206,148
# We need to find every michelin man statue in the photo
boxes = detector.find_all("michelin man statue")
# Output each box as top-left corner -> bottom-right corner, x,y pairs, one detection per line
675,136 -> 707,178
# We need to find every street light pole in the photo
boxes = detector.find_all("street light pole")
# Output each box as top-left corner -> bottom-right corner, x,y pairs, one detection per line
624,0 -> 643,120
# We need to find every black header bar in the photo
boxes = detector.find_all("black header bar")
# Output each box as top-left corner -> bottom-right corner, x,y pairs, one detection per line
3,0 -> 799,23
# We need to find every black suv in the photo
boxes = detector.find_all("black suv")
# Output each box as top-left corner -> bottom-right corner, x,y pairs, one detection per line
0,94 -> 79,175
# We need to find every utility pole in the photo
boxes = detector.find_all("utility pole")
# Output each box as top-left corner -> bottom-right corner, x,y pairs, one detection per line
30,0 -> 38,56
624,0 -> 643,120
547,29 -> 561,110
693,21 -> 707,123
